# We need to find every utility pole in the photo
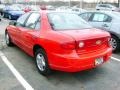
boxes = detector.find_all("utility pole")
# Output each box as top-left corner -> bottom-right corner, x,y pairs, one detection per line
118,0 -> 120,7
80,0 -> 83,8
69,0 -> 71,7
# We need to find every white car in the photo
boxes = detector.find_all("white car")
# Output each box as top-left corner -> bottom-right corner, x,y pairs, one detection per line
96,4 -> 117,11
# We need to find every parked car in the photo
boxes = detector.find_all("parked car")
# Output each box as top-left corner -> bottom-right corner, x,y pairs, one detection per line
5,11 -> 112,75
79,11 -> 120,52
96,4 -> 119,11
3,6 -> 24,20
72,7 -> 87,13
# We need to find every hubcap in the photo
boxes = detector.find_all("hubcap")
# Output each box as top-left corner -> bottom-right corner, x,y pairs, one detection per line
6,34 -> 9,44
110,38 -> 117,50
36,53 -> 46,71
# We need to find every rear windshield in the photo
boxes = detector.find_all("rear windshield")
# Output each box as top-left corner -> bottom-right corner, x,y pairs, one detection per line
48,13 -> 92,30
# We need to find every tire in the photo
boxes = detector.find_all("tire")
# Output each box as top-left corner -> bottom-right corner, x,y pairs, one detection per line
35,48 -> 51,76
110,35 -> 120,53
5,32 -> 14,46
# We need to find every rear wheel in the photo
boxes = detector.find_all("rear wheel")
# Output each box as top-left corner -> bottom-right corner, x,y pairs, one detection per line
35,48 -> 51,76
110,35 -> 120,52
5,32 -> 14,46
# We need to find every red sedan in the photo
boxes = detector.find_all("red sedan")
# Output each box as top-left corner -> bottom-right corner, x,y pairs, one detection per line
5,11 -> 112,75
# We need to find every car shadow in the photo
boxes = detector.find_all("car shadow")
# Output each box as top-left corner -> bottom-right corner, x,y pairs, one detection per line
46,66 -> 107,87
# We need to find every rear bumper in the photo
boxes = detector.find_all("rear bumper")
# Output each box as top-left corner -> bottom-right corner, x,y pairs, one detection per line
49,48 -> 112,72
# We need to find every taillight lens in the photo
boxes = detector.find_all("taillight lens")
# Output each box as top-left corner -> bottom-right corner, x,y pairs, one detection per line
61,42 -> 76,50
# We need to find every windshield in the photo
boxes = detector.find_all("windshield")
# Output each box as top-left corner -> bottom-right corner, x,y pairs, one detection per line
48,13 -> 92,30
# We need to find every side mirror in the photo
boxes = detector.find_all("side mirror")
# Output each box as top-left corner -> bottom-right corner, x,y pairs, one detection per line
9,21 -> 17,26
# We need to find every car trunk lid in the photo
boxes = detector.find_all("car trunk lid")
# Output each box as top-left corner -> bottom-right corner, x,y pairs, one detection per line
58,28 -> 110,54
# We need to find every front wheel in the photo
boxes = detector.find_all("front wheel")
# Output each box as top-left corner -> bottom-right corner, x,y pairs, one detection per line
35,48 -> 51,76
110,35 -> 120,52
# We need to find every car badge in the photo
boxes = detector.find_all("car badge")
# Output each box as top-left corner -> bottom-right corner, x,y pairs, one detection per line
96,40 -> 102,45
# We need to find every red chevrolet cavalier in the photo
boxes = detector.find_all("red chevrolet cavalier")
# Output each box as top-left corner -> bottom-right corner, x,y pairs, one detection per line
5,11 -> 112,75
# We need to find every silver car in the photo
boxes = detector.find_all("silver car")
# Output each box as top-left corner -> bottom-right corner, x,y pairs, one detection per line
96,4 -> 117,11
79,11 -> 120,52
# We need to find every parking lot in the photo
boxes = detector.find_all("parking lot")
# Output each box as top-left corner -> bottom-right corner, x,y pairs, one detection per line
0,18 -> 120,90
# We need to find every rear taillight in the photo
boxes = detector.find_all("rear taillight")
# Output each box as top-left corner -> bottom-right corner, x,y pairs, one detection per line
61,42 -> 76,50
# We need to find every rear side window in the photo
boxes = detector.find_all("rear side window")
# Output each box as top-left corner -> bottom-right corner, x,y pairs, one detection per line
25,13 -> 40,29
16,13 -> 30,27
90,13 -> 112,22
92,13 -> 105,21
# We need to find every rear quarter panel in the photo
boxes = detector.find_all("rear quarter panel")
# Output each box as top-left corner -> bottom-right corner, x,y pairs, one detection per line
35,30 -> 75,66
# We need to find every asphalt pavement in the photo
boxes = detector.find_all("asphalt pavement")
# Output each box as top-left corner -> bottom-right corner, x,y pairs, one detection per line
0,18 -> 120,90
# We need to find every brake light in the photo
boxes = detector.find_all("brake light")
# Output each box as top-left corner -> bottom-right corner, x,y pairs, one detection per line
61,42 -> 76,50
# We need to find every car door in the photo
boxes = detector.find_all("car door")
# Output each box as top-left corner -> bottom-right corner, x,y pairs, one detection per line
14,12 -> 31,47
102,14 -> 112,30
20,13 -> 40,55
88,12 -> 112,30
